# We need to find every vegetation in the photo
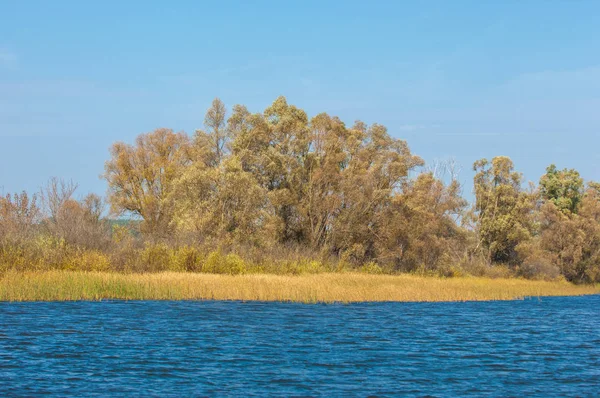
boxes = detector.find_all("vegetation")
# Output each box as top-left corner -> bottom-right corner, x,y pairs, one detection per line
1,271 -> 597,303
1,96 -> 600,292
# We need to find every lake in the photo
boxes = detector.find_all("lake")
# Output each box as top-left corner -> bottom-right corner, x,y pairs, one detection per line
1,296 -> 599,396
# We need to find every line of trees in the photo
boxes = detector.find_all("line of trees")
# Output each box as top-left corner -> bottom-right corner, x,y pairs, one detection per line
1,96 -> 599,282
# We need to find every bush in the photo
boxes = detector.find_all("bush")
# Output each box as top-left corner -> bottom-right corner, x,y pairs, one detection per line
458,257 -> 515,279
437,264 -> 465,278
518,255 -> 561,280
360,261 -> 383,274
132,242 -> 173,272
171,246 -> 203,272
69,250 -> 111,272
202,251 -> 247,275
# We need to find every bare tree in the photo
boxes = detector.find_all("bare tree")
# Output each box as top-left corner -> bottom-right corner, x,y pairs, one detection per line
41,177 -> 78,220
0,191 -> 41,241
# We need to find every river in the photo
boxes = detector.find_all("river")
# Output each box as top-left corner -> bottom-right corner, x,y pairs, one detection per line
1,296 -> 599,396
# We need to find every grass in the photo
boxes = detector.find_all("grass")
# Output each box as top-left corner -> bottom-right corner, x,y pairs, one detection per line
0,271 -> 598,303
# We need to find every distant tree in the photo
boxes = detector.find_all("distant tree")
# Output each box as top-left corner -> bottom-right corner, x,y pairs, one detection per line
104,128 -> 191,236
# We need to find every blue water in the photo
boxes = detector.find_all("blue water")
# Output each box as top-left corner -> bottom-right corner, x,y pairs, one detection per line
1,296 -> 599,397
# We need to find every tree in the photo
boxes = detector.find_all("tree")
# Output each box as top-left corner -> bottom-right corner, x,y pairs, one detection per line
40,178 -> 108,249
0,191 -> 41,242
48,194 -> 109,250
229,96 -> 311,243
172,156 -> 276,245
537,189 -> 600,283
301,113 -> 348,248
473,156 -> 536,265
381,171 -> 467,272
328,121 -> 424,264
578,187 -> 600,281
40,177 -> 78,221
195,98 -> 229,167
539,164 -> 584,214
104,128 -> 191,236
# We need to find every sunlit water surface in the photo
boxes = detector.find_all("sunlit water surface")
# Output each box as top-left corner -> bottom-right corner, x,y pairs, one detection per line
1,296 -> 599,396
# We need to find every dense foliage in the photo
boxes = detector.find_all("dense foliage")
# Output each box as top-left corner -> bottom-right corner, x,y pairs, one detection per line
1,97 -> 599,282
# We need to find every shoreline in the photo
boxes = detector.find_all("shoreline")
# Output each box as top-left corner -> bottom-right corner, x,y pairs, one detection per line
1,271 -> 598,303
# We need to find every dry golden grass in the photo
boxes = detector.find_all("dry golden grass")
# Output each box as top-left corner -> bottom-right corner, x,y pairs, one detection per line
1,271 -> 598,303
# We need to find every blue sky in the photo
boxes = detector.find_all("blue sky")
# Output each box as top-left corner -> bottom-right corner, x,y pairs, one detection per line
1,0 -> 599,200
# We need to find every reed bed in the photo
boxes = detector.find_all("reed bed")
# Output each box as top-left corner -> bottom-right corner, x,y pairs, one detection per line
0,271 -> 598,303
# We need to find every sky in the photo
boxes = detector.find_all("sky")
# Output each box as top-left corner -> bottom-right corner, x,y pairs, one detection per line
1,0 -> 599,201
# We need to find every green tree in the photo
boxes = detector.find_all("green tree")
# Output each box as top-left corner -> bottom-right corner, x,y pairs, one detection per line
534,169 -> 600,282
539,164 -> 584,214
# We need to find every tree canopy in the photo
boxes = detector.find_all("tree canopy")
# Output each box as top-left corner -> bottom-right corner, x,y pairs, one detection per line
2,96 -> 599,283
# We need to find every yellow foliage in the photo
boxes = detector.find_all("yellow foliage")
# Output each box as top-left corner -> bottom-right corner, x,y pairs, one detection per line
171,246 -> 202,272
360,261 -> 383,274
69,250 -> 111,272
111,225 -> 131,244
202,251 -> 248,275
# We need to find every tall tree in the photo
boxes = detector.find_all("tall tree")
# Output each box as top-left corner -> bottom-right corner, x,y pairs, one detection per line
473,156 -> 536,265
301,113 -> 348,248
228,96 -> 310,242
196,98 -> 229,166
328,121 -> 423,263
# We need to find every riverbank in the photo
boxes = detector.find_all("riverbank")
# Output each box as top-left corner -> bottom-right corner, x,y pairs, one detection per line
1,271 -> 598,303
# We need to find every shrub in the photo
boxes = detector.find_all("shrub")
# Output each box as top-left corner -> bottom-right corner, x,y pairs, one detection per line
437,264 -> 465,278
69,250 -> 111,272
202,251 -> 247,275
224,253 -> 247,275
518,255 -> 561,280
133,242 -> 173,272
360,261 -> 383,274
171,246 -> 202,272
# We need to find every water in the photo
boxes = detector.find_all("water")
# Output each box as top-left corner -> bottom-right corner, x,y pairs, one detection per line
1,296 -> 599,397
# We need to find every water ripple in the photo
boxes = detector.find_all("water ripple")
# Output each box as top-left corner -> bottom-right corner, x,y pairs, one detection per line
1,296 -> 599,396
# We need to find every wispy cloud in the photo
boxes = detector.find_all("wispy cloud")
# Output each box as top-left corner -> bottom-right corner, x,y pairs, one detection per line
0,49 -> 18,68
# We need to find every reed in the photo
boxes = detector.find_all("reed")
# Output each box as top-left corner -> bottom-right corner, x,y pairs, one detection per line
1,271 -> 598,303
